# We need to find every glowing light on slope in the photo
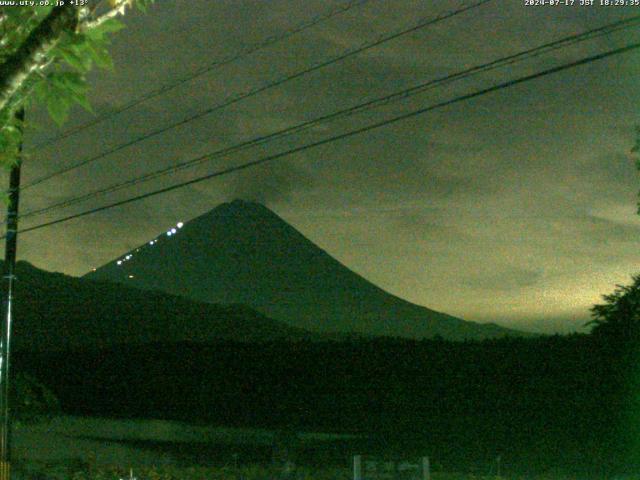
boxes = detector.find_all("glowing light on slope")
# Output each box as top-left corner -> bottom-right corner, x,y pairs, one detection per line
177,222 -> 184,228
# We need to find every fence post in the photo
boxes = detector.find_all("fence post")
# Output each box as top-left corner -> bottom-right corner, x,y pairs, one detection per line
422,456 -> 430,480
353,455 -> 362,480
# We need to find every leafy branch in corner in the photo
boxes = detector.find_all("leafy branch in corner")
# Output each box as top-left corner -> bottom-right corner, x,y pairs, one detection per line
631,125 -> 640,213
0,0 -> 154,169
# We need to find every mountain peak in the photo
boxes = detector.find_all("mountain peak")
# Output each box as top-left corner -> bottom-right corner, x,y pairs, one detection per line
85,201 -> 527,340
217,198 -> 269,213
206,200 -> 284,225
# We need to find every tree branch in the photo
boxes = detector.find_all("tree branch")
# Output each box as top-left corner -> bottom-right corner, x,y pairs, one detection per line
0,4 -> 78,114
82,0 -> 132,30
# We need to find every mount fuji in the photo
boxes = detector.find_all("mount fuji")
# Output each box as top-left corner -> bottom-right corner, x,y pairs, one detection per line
85,200 -> 525,340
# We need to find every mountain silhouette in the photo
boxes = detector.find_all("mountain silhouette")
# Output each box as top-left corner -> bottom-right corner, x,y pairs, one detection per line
85,200 -> 526,340
7,260 -> 310,351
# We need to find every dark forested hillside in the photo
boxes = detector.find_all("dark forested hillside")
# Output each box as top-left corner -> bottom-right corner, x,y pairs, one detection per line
8,261 -> 311,351
14,333 -> 637,475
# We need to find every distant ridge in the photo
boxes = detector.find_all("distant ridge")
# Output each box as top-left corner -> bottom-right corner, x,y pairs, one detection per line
7,261 -> 311,351
85,200 -> 527,340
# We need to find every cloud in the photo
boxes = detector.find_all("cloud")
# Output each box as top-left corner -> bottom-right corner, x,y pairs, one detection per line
227,158 -> 315,206
462,266 -> 544,292
12,0 -> 640,333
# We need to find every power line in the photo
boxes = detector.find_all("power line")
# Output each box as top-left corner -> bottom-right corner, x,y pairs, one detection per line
28,0 -> 372,152
22,0 -> 492,191
18,14 -> 640,221
11,40 -> 640,238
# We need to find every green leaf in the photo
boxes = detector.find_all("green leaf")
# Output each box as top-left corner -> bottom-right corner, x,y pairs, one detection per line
44,73 -> 94,117
87,42 -> 114,70
0,122 -> 22,170
67,32 -> 88,47
32,77 -> 50,103
46,94 -> 71,126
57,46 -> 92,72
86,18 -> 126,41
0,132 -> 12,151
50,71 -> 87,96
75,93 -> 93,113
0,152 -> 20,170
2,125 -> 21,146
136,0 -> 155,12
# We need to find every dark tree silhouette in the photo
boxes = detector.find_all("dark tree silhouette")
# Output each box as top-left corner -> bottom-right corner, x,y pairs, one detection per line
11,373 -> 59,424
588,274 -> 640,341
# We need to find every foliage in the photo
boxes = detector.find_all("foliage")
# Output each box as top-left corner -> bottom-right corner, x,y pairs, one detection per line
0,1 -> 155,169
633,126 -> 640,213
17,334 -> 620,475
11,462 -> 578,480
0,118 -> 23,171
11,371 -> 59,423
14,464 -> 350,480
588,274 -> 640,341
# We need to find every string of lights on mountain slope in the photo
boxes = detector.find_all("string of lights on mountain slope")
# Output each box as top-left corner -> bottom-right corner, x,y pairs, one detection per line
8,40 -> 640,243
111,221 -> 184,270
21,0 -> 492,192
15,13 -> 640,224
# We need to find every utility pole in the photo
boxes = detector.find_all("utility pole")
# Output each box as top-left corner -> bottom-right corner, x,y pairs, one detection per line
0,108 -> 24,480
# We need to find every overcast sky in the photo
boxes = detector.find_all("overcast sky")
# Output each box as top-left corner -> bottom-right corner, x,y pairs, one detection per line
11,0 -> 640,333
